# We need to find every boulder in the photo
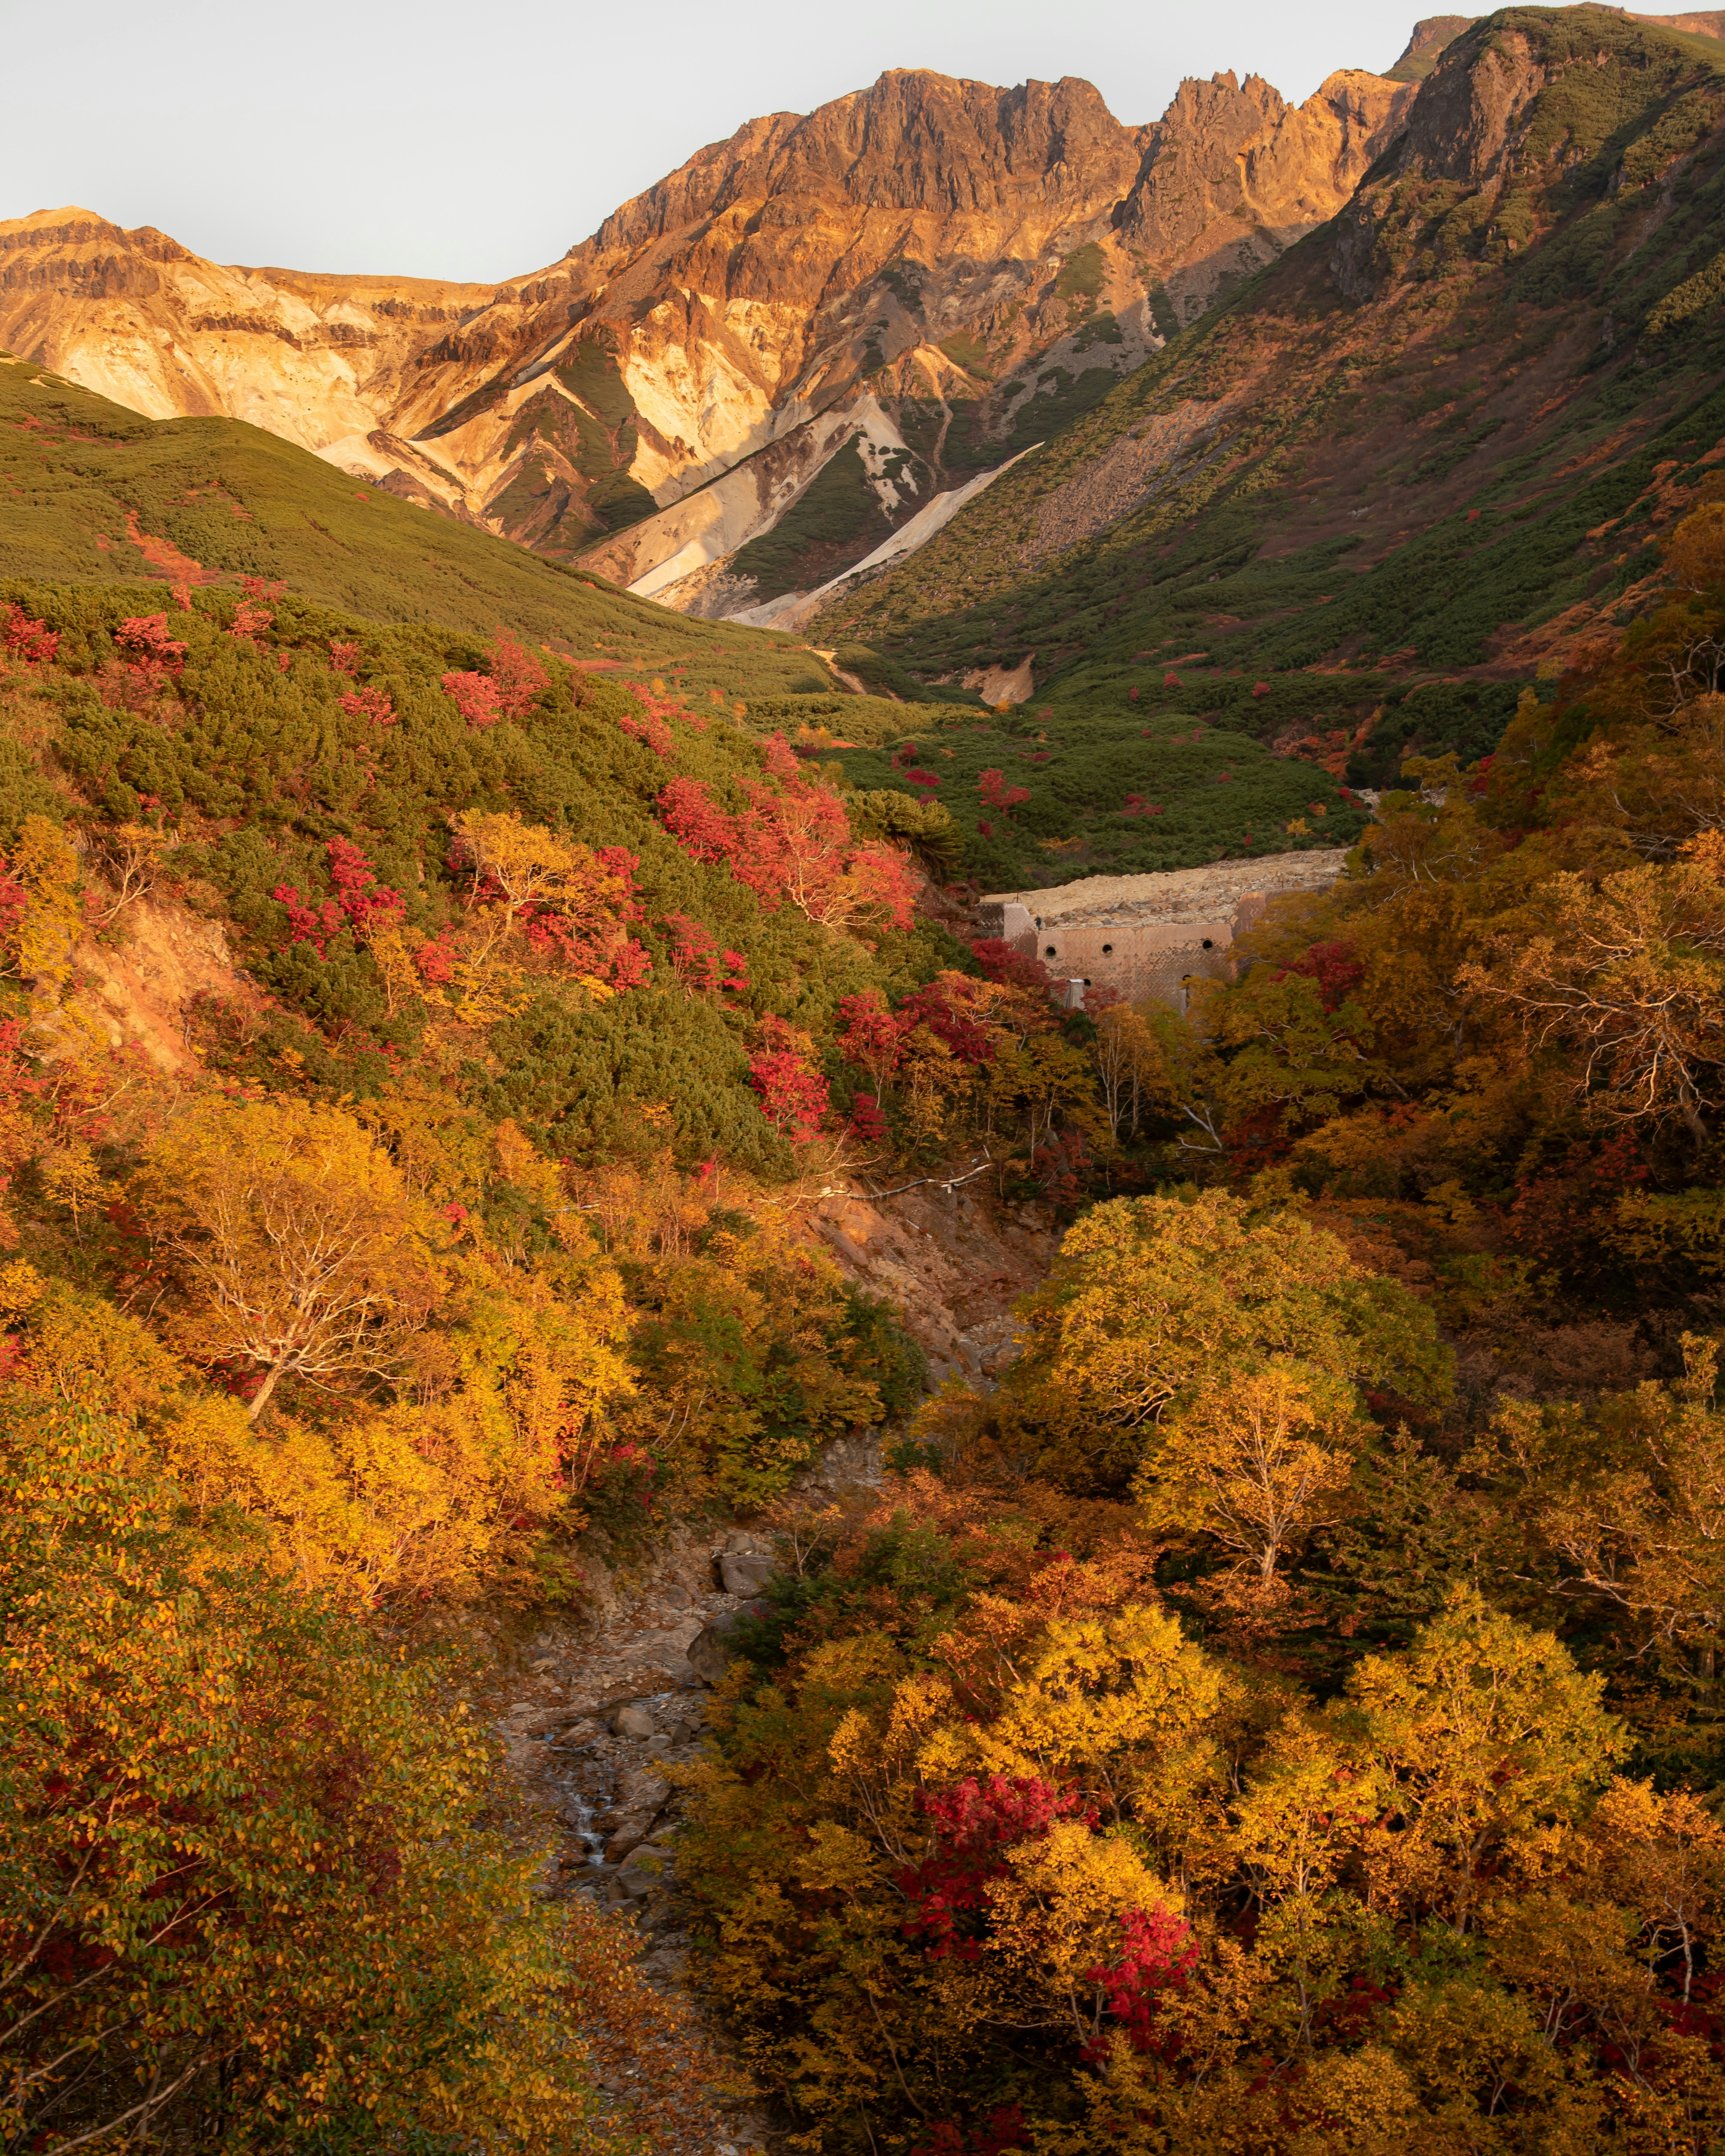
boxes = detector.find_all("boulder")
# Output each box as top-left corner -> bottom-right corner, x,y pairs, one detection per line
611,1703 -> 656,1740
720,1548 -> 776,1596
615,1842 -> 674,1897
616,1764 -> 671,1815
687,1601 -> 770,1684
605,1816 -> 656,1863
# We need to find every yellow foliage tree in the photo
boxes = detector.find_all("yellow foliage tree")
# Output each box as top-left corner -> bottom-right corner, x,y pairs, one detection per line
1136,1365 -> 1370,1586
973,1190 -> 1449,1489
135,1095 -> 446,1422
1338,1587 -> 1628,1933
0,1396 -> 714,2155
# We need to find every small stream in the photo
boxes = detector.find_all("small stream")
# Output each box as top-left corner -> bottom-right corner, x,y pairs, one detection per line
545,1685 -> 699,1908
551,1743 -> 613,1878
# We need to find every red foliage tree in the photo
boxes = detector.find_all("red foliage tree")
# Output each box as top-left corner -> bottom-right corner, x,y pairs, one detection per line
1274,938 -> 1364,1012
658,749 -> 916,934
2,604 -> 59,668
835,990 -> 911,1085
846,1092 -> 889,1144
273,839 -> 405,957
911,2107 -> 1029,2156
978,768 -> 1030,816
326,838 -> 407,938
339,686 -> 395,728
440,630 -> 550,727
620,709 -> 674,757
115,616 -> 186,675
1080,1904 -> 1199,2056
630,680 -> 707,734
898,1776 -> 1092,1958
441,672 -> 502,727
488,842 -> 651,988
484,630 -> 550,716
901,1775 -> 1194,2060
970,938 -> 1056,996
898,977 -> 997,1064
100,614 -> 189,711
841,844 -> 920,929
748,1051 -> 830,1140
664,914 -> 748,998
414,931 -> 457,985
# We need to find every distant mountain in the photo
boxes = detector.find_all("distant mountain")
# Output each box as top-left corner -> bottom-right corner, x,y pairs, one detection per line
818,7 -> 1725,778
0,64 -> 1411,615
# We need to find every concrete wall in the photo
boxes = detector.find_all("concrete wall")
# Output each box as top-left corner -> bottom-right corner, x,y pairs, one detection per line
1033,917 -> 1237,1008
978,898 -> 1239,1011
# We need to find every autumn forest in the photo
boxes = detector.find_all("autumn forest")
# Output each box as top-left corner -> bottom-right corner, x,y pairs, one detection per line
13,7 -> 1725,2153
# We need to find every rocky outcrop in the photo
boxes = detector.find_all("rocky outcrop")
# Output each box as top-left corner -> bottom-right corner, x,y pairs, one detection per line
1396,24 -> 1559,183
0,208 -> 489,491
1115,71 -> 1415,330
1388,7 -> 1725,85
1388,15 -> 1479,82
1332,7 -> 1725,300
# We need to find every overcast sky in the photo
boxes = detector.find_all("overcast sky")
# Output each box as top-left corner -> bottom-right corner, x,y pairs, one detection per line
4,0 -> 1432,282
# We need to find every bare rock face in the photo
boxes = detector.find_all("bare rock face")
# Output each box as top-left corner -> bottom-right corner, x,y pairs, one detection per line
0,65 -> 1410,605
686,1602 -> 772,1683
1395,25 -> 1556,183
1331,11 -> 1681,300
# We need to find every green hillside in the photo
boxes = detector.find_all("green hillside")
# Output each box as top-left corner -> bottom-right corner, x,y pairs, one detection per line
824,8 -> 1725,779
830,705 -> 1367,888
0,355 -> 837,702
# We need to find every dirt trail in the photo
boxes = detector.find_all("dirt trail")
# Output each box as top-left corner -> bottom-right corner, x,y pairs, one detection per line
479,1182 -> 1057,2150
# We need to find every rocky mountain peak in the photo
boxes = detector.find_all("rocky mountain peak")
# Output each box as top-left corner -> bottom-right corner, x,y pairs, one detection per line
0,48 -> 1413,614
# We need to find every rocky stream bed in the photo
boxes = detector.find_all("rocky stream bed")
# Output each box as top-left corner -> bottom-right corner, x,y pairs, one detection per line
471,1184 -> 1060,2149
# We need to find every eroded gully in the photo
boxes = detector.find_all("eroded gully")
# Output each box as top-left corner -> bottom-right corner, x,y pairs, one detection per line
475,1181 -> 1059,2151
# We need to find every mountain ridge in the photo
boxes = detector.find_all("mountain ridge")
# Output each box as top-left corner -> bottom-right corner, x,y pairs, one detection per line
0,62 -> 1414,613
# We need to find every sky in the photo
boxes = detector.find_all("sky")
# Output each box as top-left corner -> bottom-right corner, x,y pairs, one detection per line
2,0 -> 1432,282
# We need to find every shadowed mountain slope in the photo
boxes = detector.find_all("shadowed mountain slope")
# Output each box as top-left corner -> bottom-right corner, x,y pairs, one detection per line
817,7 -> 1725,786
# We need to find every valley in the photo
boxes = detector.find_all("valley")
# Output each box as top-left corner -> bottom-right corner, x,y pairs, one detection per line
11,7 -> 1725,2153
824,9 -> 1725,765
